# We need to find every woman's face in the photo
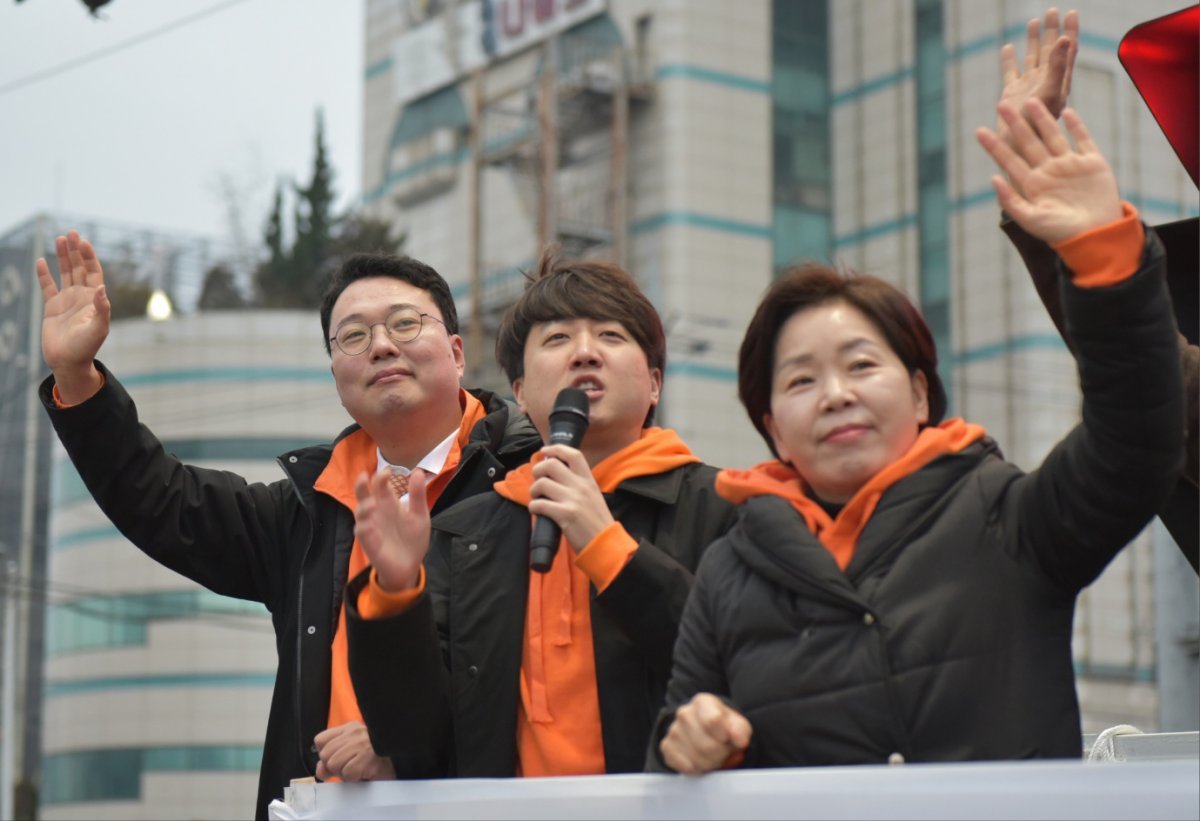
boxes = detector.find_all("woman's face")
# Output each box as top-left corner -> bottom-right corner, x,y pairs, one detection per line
764,300 -> 929,504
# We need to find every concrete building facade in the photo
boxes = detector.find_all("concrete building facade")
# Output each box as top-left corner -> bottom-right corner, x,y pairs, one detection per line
361,0 -> 1198,735
39,308 -> 349,819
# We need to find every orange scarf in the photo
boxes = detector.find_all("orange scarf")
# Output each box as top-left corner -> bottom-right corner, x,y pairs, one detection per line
717,418 -> 985,570
495,426 -> 702,503
493,427 -> 699,776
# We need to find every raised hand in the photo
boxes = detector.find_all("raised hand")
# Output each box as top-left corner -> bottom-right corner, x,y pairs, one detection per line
977,100 -> 1121,245
35,230 -> 110,404
659,693 -> 752,775
313,721 -> 396,782
997,8 -> 1079,147
353,467 -> 431,592
528,444 -> 615,552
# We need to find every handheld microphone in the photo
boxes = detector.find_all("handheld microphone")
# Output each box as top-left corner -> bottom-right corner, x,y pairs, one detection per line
530,387 -> 590,573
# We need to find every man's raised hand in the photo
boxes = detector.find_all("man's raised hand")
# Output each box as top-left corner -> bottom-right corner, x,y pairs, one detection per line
997,8 -> 1079,146
35,230 -> 110,404
354,467 -> 431,593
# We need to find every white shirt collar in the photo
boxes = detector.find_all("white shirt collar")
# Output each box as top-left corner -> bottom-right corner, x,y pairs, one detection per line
375,425 -> 458,496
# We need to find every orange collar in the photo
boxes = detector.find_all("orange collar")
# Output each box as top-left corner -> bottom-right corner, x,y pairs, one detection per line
717,418 -> 986,570
494,426 -> 700,505
314,389 -> 486,510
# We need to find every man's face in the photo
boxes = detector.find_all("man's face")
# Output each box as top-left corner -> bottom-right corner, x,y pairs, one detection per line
328,276 -> 464,428
513,317 -> 661,459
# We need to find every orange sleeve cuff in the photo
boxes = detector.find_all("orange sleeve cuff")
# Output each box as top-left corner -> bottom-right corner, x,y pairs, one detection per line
575,521 -> 638,593
1052,202 -> 1145,289
357,564 -> 426,620
51,372 -> 106,408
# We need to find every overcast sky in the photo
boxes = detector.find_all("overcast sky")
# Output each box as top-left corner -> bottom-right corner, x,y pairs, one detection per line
0,0 -> 363,247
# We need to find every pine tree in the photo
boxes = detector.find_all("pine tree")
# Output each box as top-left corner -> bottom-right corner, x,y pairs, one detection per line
253,181 -> 293,306
265,182 -> 285,267
291,109 -> 337,305
252,108 -> 407,308
331,211 -> 407,259
198,263 -> 246,310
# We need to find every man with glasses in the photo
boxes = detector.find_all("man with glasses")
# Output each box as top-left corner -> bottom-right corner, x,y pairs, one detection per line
341,250 -> 737,779
35,233 -> 540,819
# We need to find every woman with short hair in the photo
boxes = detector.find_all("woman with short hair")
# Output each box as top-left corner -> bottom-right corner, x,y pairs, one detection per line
651,100 -> 1184,774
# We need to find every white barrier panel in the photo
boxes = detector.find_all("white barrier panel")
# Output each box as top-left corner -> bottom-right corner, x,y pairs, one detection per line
269,759 -> 1199,820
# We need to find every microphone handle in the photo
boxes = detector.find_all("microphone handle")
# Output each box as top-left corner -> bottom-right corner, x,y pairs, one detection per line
530,515 -> 562,573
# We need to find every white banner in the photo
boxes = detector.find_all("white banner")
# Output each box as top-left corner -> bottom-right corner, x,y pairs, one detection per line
391,1 -> 487,107
391,0 -> 608,106
269,757 -> 1199,820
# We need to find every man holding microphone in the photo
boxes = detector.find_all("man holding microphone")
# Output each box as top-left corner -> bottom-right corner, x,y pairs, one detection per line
342,250 -> 736,778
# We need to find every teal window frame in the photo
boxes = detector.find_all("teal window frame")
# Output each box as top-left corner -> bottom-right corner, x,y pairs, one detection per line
771,0 -> 832,271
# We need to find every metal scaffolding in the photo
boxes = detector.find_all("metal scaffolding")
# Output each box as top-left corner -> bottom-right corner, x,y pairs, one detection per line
461,24 -> 654,391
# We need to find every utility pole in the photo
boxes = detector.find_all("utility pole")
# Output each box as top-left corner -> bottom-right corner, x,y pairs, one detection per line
13,216 -> 47,798
537,38 -> 558,254
467,68 -> 484,385
610,44 -> 629,269
1,550 -> 16,821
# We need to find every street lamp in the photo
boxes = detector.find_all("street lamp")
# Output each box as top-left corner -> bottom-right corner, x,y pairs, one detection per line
146,289 -> 173,322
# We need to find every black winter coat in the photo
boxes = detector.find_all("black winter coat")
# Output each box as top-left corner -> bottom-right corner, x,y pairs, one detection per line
1002,216 -> 1199,571
345,461 -> 738,777
650,229 -> 1185,770
40,364 -> 540,818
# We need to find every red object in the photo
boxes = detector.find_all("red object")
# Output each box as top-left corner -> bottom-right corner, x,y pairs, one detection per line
1119,6 -> 1200,187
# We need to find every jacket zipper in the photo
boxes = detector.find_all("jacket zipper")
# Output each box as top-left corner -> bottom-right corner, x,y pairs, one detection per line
280,455 -> 320,777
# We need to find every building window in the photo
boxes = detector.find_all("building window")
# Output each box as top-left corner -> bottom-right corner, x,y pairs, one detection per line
771,0 -> 831,272
914,0 -> 951,397
47,590 -> 265,656
42,746 -> 262,805
385,86 -> 471,203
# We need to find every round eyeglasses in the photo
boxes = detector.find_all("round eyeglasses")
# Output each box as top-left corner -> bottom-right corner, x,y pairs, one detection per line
330,307 -> 446,356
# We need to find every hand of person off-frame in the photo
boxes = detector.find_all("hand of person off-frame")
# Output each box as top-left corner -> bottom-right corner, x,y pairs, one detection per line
528,444 -> 615,552
659,693 -> 753,775
996,7 -> 1078,156
354,467 -> 430,592
35,229 -> 110,405
313,721 -> 396,782
977,100 -> 1121,245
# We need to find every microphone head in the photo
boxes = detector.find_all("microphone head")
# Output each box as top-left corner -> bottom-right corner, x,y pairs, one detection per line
547,387 -> 590,443
552,387 -> 589,416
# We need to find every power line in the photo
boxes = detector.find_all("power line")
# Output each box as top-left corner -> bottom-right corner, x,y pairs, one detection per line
0,0 -> 254,98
